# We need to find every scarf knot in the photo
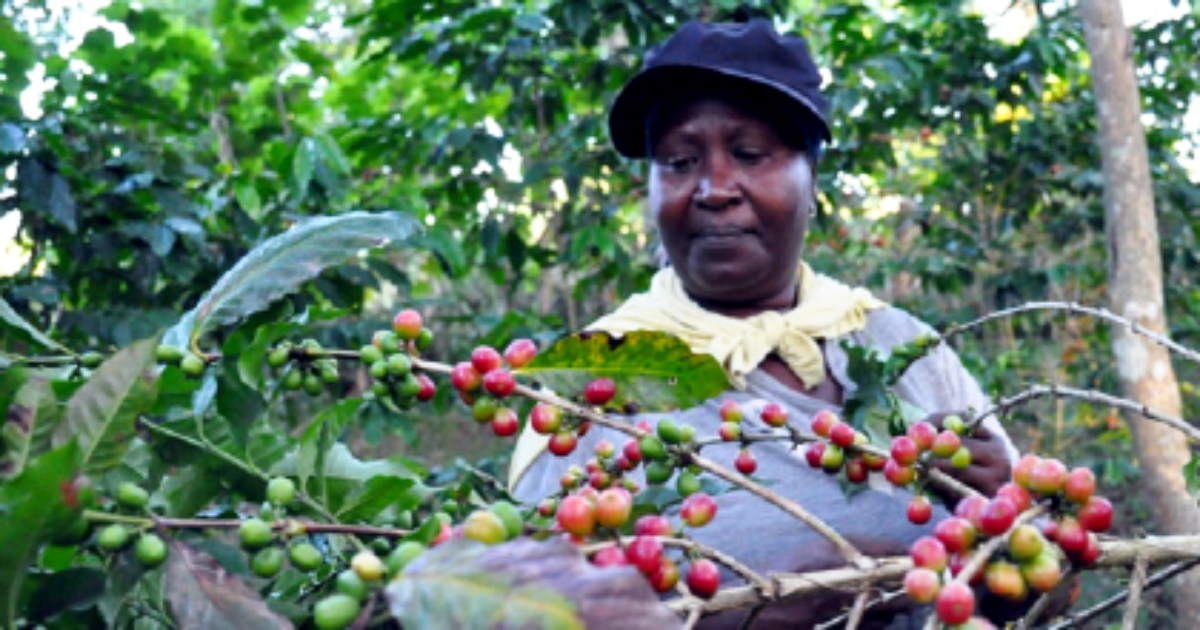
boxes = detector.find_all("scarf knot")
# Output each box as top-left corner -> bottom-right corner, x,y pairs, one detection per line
587,263 -> 887,389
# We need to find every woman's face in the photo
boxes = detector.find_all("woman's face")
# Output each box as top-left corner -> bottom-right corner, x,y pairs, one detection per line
649,97 -> 815,308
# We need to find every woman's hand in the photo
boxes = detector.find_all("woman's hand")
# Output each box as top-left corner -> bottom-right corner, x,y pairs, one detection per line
924,412 -> 1012,505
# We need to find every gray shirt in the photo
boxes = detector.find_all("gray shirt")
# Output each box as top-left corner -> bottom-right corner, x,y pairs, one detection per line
513,307 -> 1018,628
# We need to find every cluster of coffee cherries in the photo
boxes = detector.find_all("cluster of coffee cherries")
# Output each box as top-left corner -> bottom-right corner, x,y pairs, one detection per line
715,399 -> 790,475
267,339 -> 344,396
155,344 -> 211,378
904,456 -> 1114,626
93,481 -> 168,568
530,416 -> 725,600
358,309 -> 437,409
447,338 -> 539,436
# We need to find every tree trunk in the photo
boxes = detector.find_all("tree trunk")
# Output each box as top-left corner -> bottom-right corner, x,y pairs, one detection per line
1077,1 -> 1200,625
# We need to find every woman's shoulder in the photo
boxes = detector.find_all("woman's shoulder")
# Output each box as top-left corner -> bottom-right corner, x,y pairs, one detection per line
859,305 -> 937,347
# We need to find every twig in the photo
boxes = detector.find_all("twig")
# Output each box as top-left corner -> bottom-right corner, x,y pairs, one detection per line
1045,560 -> 1200,629
939,301 -> 1200,366
971,383 -> 1200,443
813,589 -> 907,630
844,588 -> 871,630
736,604 -> 766,630
1120,555 -> 1149,630
83,511 -> 412,539
691,454 -> 875,570
664,557 -> 913,615
683,604 -> 703,630
583,536 -> 775,597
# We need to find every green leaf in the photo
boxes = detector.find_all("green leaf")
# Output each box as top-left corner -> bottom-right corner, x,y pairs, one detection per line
27,567 -> 107,624
336,476 -> 422,524
1185,455 -> 1200,493
51,336 -> 160,474
0,442 -> 83,627
386,539 -> 682,630
291,137 -> 318,202
1,376 -> 60,477
163,211 -> 420,347
0,297 -> 71,354
296,398 -> 364,493
518,331 -> 729,412
164,540 -> 295,630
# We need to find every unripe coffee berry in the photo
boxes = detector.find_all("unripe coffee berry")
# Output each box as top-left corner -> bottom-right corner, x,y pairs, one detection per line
314,593 -> 361,630
392,308 -> 423,340
134,534 -> 167,566
239,518 -> 274,550
266,477 -> 296,507
289,542 -> 323,572
98,524 -> 130,552
116,482 -> 150,509
251,547 -> 284,578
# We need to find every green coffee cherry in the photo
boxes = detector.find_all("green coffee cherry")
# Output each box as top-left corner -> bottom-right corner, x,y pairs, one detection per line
397,373 -> 421,399
116,482 -> 150,509
283,368 -> 304,390
313,593 -> 361,630
369,360 -> 390,380
80,351 -> 104,369
135,534 -> 168,566
266,477 -> 296,507
303,373 -> 324,395
288,542 -> 323,572
386,541 -> 426,574
156,345 -> 184,364
335,569 -> 368,601
377,332 -> 401,354
266,346 -> 291,368
415,328 -> 434,352
180,353 -> 206,377
251,546 -> 284,577
239,518 -> 274,550
98,524 -> 131,552
387,354 -> 412,377
489,501 -> 524,540
644,460 -> 674,486
676,471 -> 701,497
371,381 -> 390,397
656,418 -> 683,444
359,345 -> 383,365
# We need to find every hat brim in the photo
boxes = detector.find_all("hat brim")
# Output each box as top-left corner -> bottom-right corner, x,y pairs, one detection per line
608,65 -> 833,159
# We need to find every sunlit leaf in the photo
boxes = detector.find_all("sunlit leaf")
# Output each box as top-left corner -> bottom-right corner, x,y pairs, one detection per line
163,211 -> 419,347
518,331 -> 728,412
0,297 -> 70,354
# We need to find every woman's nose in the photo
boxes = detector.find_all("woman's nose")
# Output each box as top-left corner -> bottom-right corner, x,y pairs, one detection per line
694,157 -> 742,210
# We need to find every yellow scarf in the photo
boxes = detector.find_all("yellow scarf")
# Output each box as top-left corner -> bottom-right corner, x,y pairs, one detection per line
586,262 -> 887,389
507,262 -> 885,492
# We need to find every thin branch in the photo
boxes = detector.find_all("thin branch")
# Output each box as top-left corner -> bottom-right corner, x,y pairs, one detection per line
1120,555 -> 1149,630
971,383 -> 1200,443
939,301 -> 1200,366
83,511 -> 411,539
736,604 -> 766,630
813,590 -> 907,630
1045,560 -> 1200,630
583,536 -> 775,597
844,588 -> 871,630
682,605 -> 703,630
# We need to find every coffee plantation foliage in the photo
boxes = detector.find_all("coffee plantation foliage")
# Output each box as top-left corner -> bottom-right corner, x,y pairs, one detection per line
2,0 -> 1200,627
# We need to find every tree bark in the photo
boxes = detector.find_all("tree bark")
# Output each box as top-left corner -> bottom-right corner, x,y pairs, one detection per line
1077,1 -> 1200,626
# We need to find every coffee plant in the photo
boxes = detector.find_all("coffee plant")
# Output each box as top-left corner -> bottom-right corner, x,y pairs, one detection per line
4,210 -> 1200,630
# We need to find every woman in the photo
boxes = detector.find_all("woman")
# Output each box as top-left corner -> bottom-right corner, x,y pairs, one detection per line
512,18 -> 1017,628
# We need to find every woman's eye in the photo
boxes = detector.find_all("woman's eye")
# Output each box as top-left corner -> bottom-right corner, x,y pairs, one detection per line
663,156 -> 696,171
734,149 -> 765,164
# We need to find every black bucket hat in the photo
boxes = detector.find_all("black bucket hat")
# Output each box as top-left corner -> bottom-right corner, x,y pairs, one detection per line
608,18 -> 832,159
